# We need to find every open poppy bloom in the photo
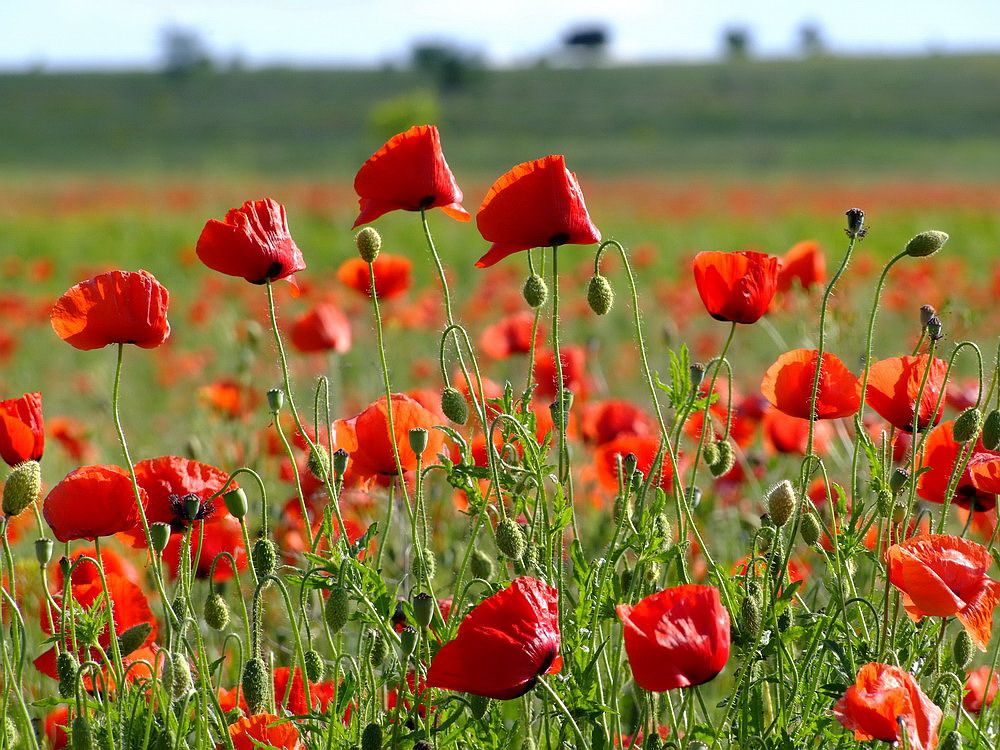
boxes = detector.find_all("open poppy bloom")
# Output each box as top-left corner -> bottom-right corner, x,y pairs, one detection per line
479,311 -> 543,360
290,302 -> 352,354
0,391 -> 43,467
616,584 -> 730,692
963,665 -> 999,713
337,254 -> 413,299
863,354 -> 948,431
353,124 -> 469,227
917,421 -> 998,512
692,250 -> 779,324
227,714 -> 303,750
196,198 -> 306,288
475,155 -> 601,268
594,435 -> 672,493
51,270 -> 170,350
834,663 -> 941,750
43,464 -> 143,543
887,534 -> 1000,649
532,344 -> 590,400
581,399 -> 655,447
161,514 -> 248,581
427,576 -> 561,699
761,349 -> 860,420
776,240 -> 825,293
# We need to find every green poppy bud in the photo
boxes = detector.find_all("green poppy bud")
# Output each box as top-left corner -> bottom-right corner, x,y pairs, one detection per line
800,512 -> 822,547
766,480 -> 796,527
411,547 -> 437,581
904,230 -> 948,258
356,227 -> 382,263
982,409 -> 1000,450
251,538 -> 278,578
651,513 -> 672,549
360,722 -> 383,750
701,442 -> 720,469
953,629 -> 974,670
469,549 -> 495,580
740,593 -> 761,637
441,386 -> 469,425
72,715 -> 94,750
368,630 -> 386,667
3,460 -> 41,516
167,651 -> 193,700
3,716 -> 17,749
587,274 -> 614,315
304,649 -> 324,682
953,407 -> 983,443
204,592 -> 231,631
469,692 -> 490,720
307,443 -> 330,480
223,487 -> 248,519
324,586 -> 351,633
117,622 -> 152,658
495,518 -> 526,560
709,439 -> 736,478
522,274 -> 549,308
241,657 -> 270,715
940,730 -> 963,750
57,650 -> 79,698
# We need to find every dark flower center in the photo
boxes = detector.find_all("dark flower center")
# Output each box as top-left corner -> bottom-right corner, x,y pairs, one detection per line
548,233 -> 570,247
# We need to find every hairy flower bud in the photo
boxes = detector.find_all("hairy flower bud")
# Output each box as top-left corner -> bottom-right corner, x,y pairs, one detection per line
304,649 -> 324,682
495,518 -> 526,560
57,650 -> 79,698
368,630 -> 386,667
356,227 -> 382,263
905,230 -> 948,258
166,651 -> 193,700
3,460 -> 41,517
587,274 -> 614,315
766,480 -> 796,527
307,443 -> 330,481
324,586 -> 351,633
117,622 -> 152,658
251,537 -> 278,578
360,722 -> 383,750
470,549 -> 495,580
953,407 -> 982,443
522,274 -> 549,308
952,629 -> 974,670
411,547 -> 437,581
799,511 -> 822,547
940,730 -> 964,750
241,657 -> 270,715
709,439 -> 735,478
440,386 -> 469,425
204,592 -> 231,631
72,715 -> 94,750
740,593 -> 762,637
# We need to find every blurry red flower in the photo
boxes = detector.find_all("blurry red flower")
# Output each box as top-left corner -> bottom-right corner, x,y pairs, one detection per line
196,198 -> 305,288
199,378 -> 255,419
218,667 -> 340,717
0,391 -> 43,466
290,302 -> 352,354
581,399 -> 655,446
692,250 -> 778,324
337,254 -> 412,299
762,406 -> 830,455
917,421 -> 998,512
43,464 -> 143,543
50,270 -> 170,350
44,706 -> 69,750
776,240 -> 825,293
761,349 -> 860,420
55,546 -> 142,589
533,345 -> 589,400
226,714 -> 303,750
479,312 -> 543,359
833,663 -> 941,750
616,584 -> 730,692
475,155 -> 601,268
887,534 -> 1000,650
594,435 -> 672,493
863,354 -> 948,432
353,124 -> 469,227
48,416 -> 92,462
427,576 -> 561,699
963,666 -> 999,713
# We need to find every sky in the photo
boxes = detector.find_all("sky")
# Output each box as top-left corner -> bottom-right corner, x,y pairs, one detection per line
2,0 -> 999,71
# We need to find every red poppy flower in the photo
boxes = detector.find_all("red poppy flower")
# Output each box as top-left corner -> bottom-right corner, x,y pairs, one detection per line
427,576 -> 561,699
760,349 -> 860,420
226,714 -> 303,750
337,254 -> 412,299
43,464 -> 143,543
161,514 -> 248,581
475,155 -> 601,268
55,546 -> 143,589
50,270 -> 170,350
479,312 -> 543,359
776,240 -> 825,293
290,302 -> 352,354
594,435 -> 672,493
196,198 -> 306,288
199,378 -> 255,419
218,667 -> 339,717
581,399 -> 655,447
692,250 -> 779,324
917,421 -> 998,512
887,534 -> 1000,649
863,355 -> 948,432
762,406 -> 831,455
616,584 -> 730,692
48,416 -> 92,462
963,666 -> 999,713
533,345 -> 589,400
833,663 -> 941,750
0,391 -> 43,466
44,706 -> 69,750
333,395 -> 444,487
352,124 -> 470,228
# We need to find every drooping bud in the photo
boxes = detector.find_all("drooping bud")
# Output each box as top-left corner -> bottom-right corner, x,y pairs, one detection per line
766,480 -> 796,527
470,549 -> 495,580
332,448 -> 350,479
587,274 -> 614,315
360,723 -> 383,750
251,537 -> 278,578
304,649 -> 324,682
411,547 -> 437,581
983,409 -> 1000,450
441,386 -> 469,425
799,512 -> 822,547
223,487 -> 248,519
399,626 -> 418,657
71,715 -> 94,750
117,622 -> 152,658
149,522 -> 171,554
709,439 -> 735,478
307,443 -> 331,480
204,592 -> 231,631
522,274 -> 549,308
952,629 -> 974,670
889,467 -> 909,494
701,442 -> 720,469
356,227 -> 382,263
241,657 -> 270,715
495,518 -> 526,560
2,460 -> 41,516
324,586 -> 351,633
167,651 -> 193,700
35,537 -> 54,565
408,428 -> 429,457
905,230 -> 948,258
845,208 -> 865,239
953,407 -> 982,443
266,388 -> 284,413
740,594 -> 761,637
413,592 -> 434,628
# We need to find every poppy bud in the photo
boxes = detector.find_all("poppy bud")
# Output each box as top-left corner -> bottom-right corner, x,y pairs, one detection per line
360,722 -> 383,750
367,630 -> 387,666
408,428 -> 429,457
223,487 -> 248,519
304,649 -> 325,682
740,593 -> 761,636
149,522 -> 171,553
651,513 -> 672,550
548,388 -> 574,430
689,363 -> 706,388
927,315 -> 943,341
167,652 -> 193,700
399,626 -> 418,657
3,717 -> 16,749
412,547 -> 437,581
799,512 -> 822,547
892,501 -> 907,524
117,622 -> 152,658
204,592 -> 231,631
413,592 -> 434,628
441,386 -> 469,425
469,693 -> 490,720
587,274 -> 614,315
356,227 -> 382,263
766,480 -> 796,527
241,657 -> 270,715
620,568 -> 634,594
889,467 -> 909,494
470,549 -> 495,580
953,407 -> 982,443
756,525 -> 775,552
952,629 -> 974,670
251,538 -> 278,578
324,586 -> 351,633
905,230 -> 948,258
307,443 -> 330,480
266,388 -> 284,413
35,537 -> 54,565
72,715 -> 94,750
982,409 -> 1000,450
702,442 -> 720,469
777,606 -> 795,631
522,274 -> 549,308
57,650 -> 79,698
686,485 -> 702,510
495,518 -> 526,560
2,460 -> 41,516
940,730 -> 964,750
845,208 -> 865,238
709,439 -> 735,478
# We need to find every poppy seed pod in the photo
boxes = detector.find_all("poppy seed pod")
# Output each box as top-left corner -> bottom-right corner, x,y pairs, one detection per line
266,388 -> 284,413
495,518 -> 526,560
845,207 -> 865,238
919,304 -> 936,327
522,274 -> 549,308
413,592 -> 434,628
927,316 -> 943,341
204,592 -> 231,631
332,448 -> 350,478
304,649 -> 325,682
587,274 -> 614,315
766,480 -> 797,527
440,386 -> 469,425
890,468 -> 910,494
35,537 -> 54,565
149,522 -> 171,553
408,428 -> 429,457
905,230 -> 948,258
399,626 -> 419,657
241,657 -> 270,715
307,443 -> 330,480
356,227 -> 382,263
3,459 -> 41,516
222,487 -> 248,519
941,730 -> 964,750
324,586 -> 351,633
953,407 -> 983,443
689,363 -> 706,388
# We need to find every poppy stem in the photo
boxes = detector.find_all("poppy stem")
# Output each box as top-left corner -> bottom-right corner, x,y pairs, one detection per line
535,675 -> 587,748
549,245 -> 576,531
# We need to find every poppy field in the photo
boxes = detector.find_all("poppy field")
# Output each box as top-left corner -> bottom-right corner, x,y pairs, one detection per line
3,123 -> 1000,750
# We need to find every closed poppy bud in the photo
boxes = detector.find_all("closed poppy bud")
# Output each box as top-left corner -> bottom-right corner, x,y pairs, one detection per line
409,428 -> 429,457
35,537 -> 54,565
204,592 -> 230,631
72,715 -> 93,750
587,274 -> 614,315
58,555 -> 71,581
252,537 -> 278,578
412,547 -> 437,580
324,586 -> 351,633
621,452 -> 639,481
905,230 -> 948,258
469,693 -> 490,719
982,409 -> 1000,450
399,626 -> 419,656
2,459 -> 41,516
953,407 -> 982,443
266,388 -> 284,413
360,723 -> 383,750
166,652 -> 192,700
800,512 -> 822,547
709,440 -> 735,478
940,730 -> 964,750
766,480 -> 796,527
241,657 -> 270,715
57,650 -> 79,698
496,518 -> 526,560
892,502 -> 907,524
307,444 -> 330,480
368,630 -> 387,666
413,592 -> 434,628
332,448 -> 350,479
522,274 -> 549,308
702,442 -> 720,469
740,593 -> 761,636
470,549 -> 495,580
952,630 -> 974,670
441,386 -> 469,425
149,522 -> 171,553
356,226 -> 382,263
223,487 -> 248,519
118,622 -> 153,658
304,649 -> 324,682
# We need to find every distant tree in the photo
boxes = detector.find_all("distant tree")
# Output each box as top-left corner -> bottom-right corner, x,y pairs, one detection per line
368,89 -> 442,142
410,42 -> 484,92
722,26 -> 752,61
798,23 -> 826,58
161,27 -> 212,78
563,25 -> 610,63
